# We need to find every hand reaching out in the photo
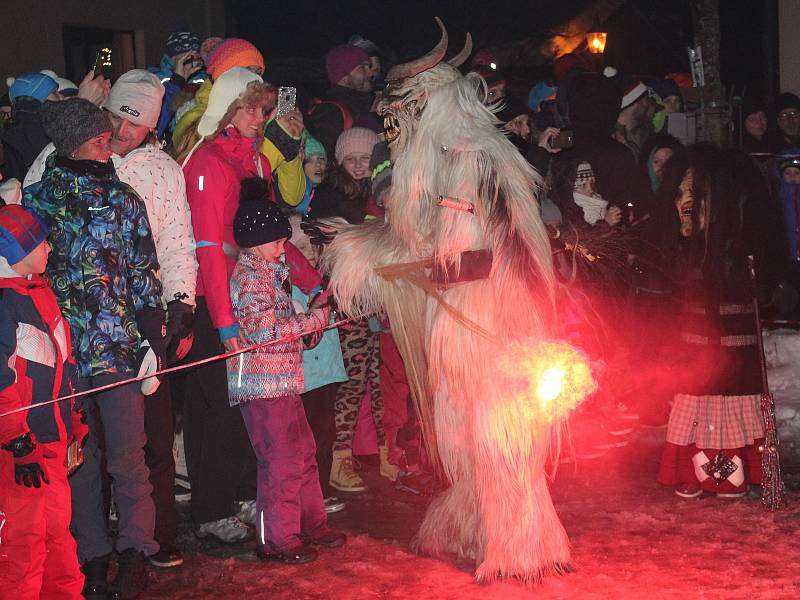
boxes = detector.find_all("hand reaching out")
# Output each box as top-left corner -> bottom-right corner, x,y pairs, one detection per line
77,71 -> 111,107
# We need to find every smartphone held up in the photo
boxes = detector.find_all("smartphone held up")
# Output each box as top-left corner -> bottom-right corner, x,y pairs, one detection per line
276,86 -> 297,119
93,47 -> 112,79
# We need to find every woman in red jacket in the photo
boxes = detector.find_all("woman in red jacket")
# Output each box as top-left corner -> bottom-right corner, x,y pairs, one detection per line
180,67 -> 278,543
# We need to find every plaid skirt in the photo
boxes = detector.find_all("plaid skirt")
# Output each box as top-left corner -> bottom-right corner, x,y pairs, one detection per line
665,393 -> 765,449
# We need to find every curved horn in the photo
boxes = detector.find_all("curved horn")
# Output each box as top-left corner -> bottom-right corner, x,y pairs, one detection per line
447,32 -> 473,68
386,17 -> 448,82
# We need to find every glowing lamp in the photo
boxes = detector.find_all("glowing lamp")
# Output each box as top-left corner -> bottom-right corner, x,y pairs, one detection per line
586,31 -> 607,54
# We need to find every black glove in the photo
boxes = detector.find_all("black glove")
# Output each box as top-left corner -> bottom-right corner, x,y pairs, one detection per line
135,306 -> 167,395
165,300 -> 195,363
3,433 -> 55,488
302,290 -> 332,350
300,218 -> 338,247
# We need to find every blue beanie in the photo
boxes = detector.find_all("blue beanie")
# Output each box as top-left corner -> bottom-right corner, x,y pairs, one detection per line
166,26 -> 201,57
0,205 -> 50,265
7,72 -> 58,103
528,82 -> 556,112
303,133 -> 326,159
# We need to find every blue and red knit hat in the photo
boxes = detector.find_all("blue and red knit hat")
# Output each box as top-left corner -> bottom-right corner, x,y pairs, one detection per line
0,205 -> 50,265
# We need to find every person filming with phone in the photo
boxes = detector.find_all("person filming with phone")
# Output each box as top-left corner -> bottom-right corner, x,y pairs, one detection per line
150,27 -> 206,140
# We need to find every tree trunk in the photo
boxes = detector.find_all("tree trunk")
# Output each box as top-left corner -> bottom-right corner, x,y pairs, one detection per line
691,0 -> 728,146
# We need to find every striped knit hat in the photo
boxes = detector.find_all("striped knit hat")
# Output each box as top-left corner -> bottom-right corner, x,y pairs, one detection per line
574,162 -> 595,189
0,205 -> 50,265
206,38 -> 265,80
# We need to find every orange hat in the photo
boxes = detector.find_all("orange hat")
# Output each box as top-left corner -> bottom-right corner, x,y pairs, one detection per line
206,38 -> 265,80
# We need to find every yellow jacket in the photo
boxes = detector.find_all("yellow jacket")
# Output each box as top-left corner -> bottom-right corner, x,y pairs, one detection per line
173,80 -> 306,206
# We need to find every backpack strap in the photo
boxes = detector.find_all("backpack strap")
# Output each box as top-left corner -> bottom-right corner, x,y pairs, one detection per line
308,98 -> 353,131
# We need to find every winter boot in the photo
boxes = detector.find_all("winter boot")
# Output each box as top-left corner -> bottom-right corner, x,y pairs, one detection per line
379,443 -> 400,481
81,553 -> 110,599
329,449 -> 367,492
109,548 -> 148,600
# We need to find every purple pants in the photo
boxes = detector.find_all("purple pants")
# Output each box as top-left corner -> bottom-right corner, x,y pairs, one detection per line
239,395 -> 327,552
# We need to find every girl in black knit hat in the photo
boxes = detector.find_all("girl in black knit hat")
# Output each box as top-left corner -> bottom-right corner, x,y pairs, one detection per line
227,178 -> 345,564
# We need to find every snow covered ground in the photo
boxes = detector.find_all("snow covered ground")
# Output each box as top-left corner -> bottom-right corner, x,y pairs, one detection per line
140,423 -> 800,600
765,329 -> 800,482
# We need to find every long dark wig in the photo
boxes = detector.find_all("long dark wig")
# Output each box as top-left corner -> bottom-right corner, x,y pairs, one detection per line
657,144 -> 787,299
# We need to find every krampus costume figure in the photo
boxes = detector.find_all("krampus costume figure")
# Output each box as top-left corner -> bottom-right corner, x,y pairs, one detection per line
322,19 -> 572,582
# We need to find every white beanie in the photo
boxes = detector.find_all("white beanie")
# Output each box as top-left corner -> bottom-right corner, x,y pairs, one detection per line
335,127 -> 379,164
105,69 -> 165,129
197,67 -> 262,137
39,70 -> 78,95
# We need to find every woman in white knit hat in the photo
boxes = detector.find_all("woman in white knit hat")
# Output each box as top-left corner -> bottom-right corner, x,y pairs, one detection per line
179,67 -> 277,544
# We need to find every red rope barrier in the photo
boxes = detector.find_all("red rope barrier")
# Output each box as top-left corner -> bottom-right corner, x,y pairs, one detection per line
0,316 -> 357,419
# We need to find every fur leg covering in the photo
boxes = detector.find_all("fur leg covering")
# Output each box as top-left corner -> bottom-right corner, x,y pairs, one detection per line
417,281 -> 571,583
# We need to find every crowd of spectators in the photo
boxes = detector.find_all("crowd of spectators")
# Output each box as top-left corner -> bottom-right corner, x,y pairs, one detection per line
1,23 -> 798,600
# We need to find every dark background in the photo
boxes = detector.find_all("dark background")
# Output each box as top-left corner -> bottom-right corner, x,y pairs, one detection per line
224,0 -> 777,102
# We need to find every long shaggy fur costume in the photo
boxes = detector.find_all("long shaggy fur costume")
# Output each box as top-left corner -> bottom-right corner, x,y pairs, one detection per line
322,65 -> 571,582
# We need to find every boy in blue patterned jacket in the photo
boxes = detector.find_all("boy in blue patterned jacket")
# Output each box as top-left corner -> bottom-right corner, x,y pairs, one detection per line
227,178 -> 345,564
23,98 -> 165,598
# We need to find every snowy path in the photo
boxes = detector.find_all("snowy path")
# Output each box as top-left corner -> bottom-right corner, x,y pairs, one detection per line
140,428 -> 800,599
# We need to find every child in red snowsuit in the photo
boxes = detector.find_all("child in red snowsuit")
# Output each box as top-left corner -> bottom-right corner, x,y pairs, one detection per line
0,205 -> 87,599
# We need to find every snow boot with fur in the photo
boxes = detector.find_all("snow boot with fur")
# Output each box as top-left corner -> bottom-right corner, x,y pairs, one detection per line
379,444 -> 400,481
330,449 -> 367,492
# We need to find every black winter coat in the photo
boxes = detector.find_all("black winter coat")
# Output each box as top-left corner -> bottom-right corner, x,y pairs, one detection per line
1,98 -> 51,181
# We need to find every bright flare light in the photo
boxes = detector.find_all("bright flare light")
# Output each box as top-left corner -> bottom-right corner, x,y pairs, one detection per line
499,341 -> 596,426
537,367 -> 564,404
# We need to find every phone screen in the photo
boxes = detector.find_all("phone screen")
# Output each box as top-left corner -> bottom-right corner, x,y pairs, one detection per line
276,86 -> 297,118
94,47 -> 112,78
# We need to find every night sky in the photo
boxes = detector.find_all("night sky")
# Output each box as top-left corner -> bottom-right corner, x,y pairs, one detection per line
225,0 -> 772,99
